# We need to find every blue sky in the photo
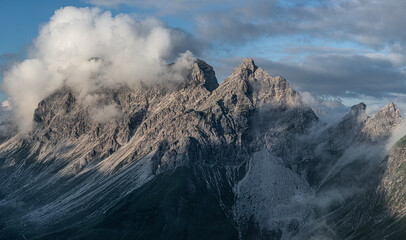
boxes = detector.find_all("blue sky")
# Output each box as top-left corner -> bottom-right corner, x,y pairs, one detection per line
1,0 -> 406,116
0,1 -> 84,53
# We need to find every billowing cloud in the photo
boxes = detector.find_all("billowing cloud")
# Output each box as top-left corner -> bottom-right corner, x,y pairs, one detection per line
2,6 -> 198,134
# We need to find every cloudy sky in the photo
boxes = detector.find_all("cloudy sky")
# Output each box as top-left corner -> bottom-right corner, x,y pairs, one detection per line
1,0 -> 406,119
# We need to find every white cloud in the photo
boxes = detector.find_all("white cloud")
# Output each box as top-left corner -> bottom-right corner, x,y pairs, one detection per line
2,6 -> 196,134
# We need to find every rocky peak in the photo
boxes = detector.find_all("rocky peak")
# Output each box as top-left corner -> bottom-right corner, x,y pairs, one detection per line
349,102 -> 367,116
190,59 -> 219,92
335,102 -> 367,128
362,102 -> 401,141
239,58 -> 257,72
321,102 -> 369,152
378,102 -> 399,116
219,58 -> 304,107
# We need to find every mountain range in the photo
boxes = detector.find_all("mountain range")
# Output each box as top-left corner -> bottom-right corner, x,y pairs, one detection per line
0,58 -> 405,240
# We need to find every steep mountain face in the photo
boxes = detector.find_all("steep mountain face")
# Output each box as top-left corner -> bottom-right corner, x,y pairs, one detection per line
0,58 -> 404,240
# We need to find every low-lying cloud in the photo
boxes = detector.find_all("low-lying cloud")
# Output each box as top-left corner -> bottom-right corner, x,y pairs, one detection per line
2,6 -> 197,134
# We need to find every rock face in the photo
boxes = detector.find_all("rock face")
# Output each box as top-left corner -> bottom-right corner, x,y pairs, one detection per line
0,58 -> 404,240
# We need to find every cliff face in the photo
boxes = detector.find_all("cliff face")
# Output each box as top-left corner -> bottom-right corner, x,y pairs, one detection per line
0,58 -> 403,240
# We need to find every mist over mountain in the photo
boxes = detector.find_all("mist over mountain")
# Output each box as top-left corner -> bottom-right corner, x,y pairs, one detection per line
0,55 -> 405,240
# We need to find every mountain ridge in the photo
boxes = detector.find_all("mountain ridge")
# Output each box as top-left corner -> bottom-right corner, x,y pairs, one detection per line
0,58 -> 404,240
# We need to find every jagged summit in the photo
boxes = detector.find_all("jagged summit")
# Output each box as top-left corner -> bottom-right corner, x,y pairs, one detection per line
190,59 -> 219,92
317,101 -> 400,165
334,102 -> 368,131
345,102 -> 367,118
374,102 -> 399,117
380,101 -> 398,114
221,58 -> 304,107
363,102 -> 401,141
340,101 -> 400,132
350,102 -> 367,115
332,101 -> 400,138
239,57 -> 257,72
